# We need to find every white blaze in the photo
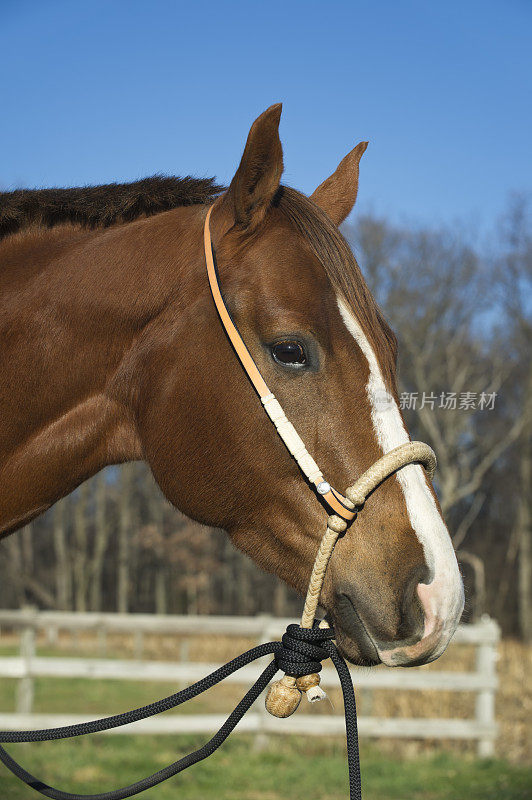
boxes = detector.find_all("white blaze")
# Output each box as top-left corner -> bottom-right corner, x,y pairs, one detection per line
337,297 -> 464,653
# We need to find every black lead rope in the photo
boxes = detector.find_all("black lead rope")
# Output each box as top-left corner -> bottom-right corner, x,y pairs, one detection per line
0,624 -> 361,800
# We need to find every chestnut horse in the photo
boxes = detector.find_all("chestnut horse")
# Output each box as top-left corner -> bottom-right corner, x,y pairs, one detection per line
0,105 -> 463,667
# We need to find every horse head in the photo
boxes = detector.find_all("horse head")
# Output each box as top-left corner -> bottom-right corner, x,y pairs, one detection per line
134,104 -> 464,666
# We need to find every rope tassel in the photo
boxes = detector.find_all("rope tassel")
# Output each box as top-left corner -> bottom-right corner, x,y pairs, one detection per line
265,624 -> 334,716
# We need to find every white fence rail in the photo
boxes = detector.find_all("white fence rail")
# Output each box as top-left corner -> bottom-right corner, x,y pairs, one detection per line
0,610 -> 499,756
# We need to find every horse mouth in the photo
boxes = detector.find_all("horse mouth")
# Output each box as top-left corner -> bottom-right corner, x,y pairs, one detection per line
328,594 -> 381,667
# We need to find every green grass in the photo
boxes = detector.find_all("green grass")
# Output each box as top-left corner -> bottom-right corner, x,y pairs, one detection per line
0,736 -> 530,800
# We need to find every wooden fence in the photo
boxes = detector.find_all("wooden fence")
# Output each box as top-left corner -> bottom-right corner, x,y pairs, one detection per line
0,609 -> 500,756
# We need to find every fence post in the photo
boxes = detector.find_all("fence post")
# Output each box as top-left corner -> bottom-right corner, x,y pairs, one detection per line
16,606 -> 36,717
46,624 -> 58,648
475,615 -> 498,758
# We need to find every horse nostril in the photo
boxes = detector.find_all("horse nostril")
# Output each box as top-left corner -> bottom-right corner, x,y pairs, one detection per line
400,565 -> 431,639
416,578 -> 446,638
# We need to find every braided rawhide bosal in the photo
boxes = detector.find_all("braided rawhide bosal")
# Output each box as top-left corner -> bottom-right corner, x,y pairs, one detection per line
0,441 -> 435,800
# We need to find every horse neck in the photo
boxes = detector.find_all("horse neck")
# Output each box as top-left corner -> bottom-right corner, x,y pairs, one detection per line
0,206 -> 204,535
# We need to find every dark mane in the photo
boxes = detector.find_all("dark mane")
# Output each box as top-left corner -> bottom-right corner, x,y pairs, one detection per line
276,186 -> 398,386
1,174 -> 396,383
0,175 -> 225,241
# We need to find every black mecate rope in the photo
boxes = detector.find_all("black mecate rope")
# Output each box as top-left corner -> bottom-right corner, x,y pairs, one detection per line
0,624 -> 361,800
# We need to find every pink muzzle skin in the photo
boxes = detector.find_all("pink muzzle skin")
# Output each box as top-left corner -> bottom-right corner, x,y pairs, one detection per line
377,579 -> 450,667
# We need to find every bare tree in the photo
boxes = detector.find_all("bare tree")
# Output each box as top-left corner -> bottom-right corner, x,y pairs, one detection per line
117,463 -> 136,613
89,470 -> 110,611
496,196 -> 532,640
53,498 -> 71,609
73,482 -> 90,611
148,476 -> 168,615
516,384 -> 532,641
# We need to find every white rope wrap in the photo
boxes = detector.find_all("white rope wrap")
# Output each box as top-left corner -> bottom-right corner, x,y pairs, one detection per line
261,394 -> 323,484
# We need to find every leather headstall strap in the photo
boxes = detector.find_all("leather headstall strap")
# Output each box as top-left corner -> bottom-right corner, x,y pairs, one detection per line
204,204 -> 356,522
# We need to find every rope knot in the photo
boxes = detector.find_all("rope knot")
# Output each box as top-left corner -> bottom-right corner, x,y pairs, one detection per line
275,623 -> 334,676
265,624 -> 335,718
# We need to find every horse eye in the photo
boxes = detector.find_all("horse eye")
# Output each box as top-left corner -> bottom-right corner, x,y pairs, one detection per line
271,341 -> 307,366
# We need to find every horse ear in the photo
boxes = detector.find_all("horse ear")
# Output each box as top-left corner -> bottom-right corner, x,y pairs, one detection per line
310,141 -> 368,226
224,104 -> 284,230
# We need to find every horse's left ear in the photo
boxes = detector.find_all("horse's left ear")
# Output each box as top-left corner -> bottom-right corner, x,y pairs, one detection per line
310,141 -> 368,225
223,103 -> 284,231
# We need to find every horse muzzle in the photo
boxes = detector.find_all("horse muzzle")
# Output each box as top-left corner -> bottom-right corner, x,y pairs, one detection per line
331,571 -> 464,668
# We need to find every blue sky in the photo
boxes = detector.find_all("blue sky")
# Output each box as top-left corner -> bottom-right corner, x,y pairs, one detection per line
1,0 -> 530,231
